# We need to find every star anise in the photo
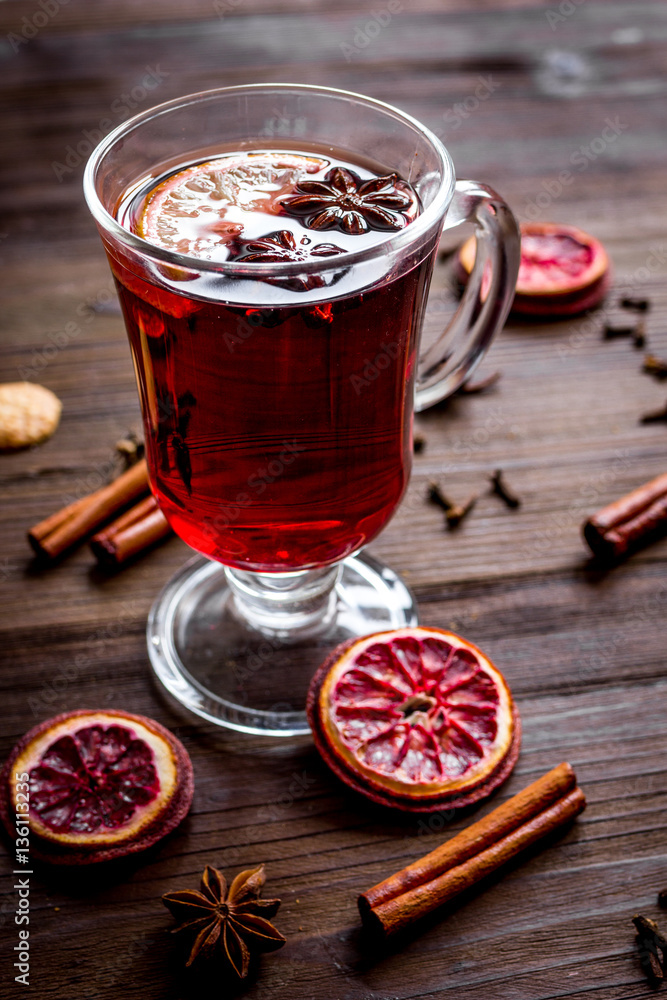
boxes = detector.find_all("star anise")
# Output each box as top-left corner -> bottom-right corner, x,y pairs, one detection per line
280,166 -> 419,235
162,864 -> 285,978
233,229 -> 344,263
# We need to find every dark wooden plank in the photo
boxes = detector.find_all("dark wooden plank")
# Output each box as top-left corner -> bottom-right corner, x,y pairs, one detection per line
0,0 -> 561,37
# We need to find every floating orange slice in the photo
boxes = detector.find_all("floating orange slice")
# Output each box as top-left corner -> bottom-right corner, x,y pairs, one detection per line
136,152 -> 328,259
307,627 -> 520,812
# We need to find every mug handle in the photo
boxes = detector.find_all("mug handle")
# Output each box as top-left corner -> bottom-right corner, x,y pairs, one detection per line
415,180 -> 521,412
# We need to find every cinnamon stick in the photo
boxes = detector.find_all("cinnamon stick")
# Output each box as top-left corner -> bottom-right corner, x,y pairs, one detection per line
583,471 -> 667,560
359,762 -> 575,915
90,494 -> 171,566
362,786 -> 585,937
28,459 -> 150,559
27,492 -> 96,544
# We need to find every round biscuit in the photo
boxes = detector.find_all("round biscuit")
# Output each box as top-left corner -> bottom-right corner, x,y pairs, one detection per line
0,382 -> 62,450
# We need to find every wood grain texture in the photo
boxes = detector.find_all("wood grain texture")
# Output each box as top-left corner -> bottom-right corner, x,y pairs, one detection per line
1,3 -> 666,998
0,0 -> 557,36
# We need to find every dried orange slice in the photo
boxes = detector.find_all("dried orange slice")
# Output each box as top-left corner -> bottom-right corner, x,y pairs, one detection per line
457,221 -> 610,317
307,627 -> 520,812
137,151 -> 328,259
0,709 -> 194,864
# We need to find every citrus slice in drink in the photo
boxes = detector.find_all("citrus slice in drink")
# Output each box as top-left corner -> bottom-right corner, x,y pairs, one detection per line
456,221 -> 610,317
137,152 -> 329,260
307,627 -> 520,812
0,709 -> 194,864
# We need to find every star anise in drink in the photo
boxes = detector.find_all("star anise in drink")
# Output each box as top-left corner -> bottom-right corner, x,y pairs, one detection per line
231,230 -> 346,292
162,864 -> 285,978
280,166 -> 419,234
233,229 -> 344,263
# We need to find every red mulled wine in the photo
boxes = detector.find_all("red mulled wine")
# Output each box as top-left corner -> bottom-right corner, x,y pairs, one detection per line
111,149 -> 431,572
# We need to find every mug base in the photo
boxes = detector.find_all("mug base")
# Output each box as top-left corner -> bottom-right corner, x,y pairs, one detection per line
147,551 -> 417,736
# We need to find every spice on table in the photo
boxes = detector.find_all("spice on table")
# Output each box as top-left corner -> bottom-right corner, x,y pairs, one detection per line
427,482 -> 453,513
490,469 -> 521,508
162,864 -> 285,978
632,320 -> 647,349
458,371 -> 501,394
603,323 -> 636,340
643,355 -> 667,381
583,471 -> 667,560
445,494 -> 478,528
28,458 -> 151,559
659,889 -> 667,909
640,400 -> 667,425
620,296 -> 650,312
90,494 -> 171,566
413,435 -> 426,454
427,483 -> 477,528
636,943 -> 663,988
602,319 -> 646,349
632,914 -> 666,988
358,763 -> 585,937
115,430 -> 145,466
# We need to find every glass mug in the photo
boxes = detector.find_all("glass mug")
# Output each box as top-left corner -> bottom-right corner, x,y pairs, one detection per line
84,84 -> 520,735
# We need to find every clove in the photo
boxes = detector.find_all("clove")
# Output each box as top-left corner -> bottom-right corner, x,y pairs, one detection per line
603,324 -> 636,340
428,482 -> 453,513
413,435 -> 426,454
445,494 -> 478,528
643,355 -> 667,381
636,941 -> 664,988
633,914 -> 667,988
603,323 -> 635,340
640,400 -> 667,425
603,321 -> 645,349
633,320 -> 647,349
427,483 -> 477,529
620,296 -> 650,312
490,469 -> 521,509
115,431 -> 145,467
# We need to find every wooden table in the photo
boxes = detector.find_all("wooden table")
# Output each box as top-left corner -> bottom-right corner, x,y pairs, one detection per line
1,2 -> 666,997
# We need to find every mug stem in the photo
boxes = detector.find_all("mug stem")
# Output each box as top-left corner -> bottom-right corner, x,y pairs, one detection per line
146,552 -> 417,735
415,180 -> 520,411
224,563 -> 342,639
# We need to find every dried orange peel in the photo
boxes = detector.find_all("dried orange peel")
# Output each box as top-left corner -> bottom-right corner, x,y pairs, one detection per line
307,627 -> 520,812
0,709 -> 193,864
457,221 -> 610,317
